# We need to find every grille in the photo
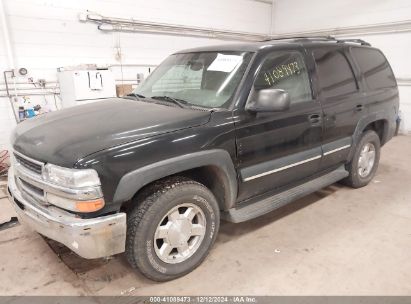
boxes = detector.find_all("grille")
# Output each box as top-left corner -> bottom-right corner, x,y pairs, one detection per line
14,153 -> 43,175
20,178 -> 44,198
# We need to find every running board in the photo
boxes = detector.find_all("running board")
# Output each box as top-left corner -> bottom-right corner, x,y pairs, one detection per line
222,166 -> 349,223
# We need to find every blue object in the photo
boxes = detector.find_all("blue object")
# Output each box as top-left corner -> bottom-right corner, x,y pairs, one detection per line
18,107 -> 25,121
25,108 -> 35,118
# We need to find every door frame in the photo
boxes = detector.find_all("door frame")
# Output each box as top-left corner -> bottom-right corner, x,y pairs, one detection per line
232,45 -> 325,202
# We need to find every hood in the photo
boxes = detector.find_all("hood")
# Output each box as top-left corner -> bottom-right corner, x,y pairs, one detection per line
12,98 -> 211,167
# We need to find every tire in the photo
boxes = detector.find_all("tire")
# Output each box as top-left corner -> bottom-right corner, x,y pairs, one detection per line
125,176 -> 220,281
342,130 -> 381,188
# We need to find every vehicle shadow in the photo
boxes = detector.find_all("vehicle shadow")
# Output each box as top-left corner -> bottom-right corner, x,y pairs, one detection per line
217,183 -> 343,244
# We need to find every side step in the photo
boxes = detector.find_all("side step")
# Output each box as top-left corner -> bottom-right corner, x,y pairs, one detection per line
222,165 -> 349,223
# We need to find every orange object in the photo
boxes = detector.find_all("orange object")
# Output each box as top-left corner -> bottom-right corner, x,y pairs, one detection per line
75,198 -> 105,212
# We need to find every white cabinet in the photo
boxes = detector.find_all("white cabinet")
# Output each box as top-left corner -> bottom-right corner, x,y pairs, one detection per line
58,69 -> 116,108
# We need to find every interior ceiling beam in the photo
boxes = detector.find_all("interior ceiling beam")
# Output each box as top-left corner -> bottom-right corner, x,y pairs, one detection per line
79,12 -> 270,41
280,19 -> 411,38
250,0 -> 272,4
79,12 -> 411,42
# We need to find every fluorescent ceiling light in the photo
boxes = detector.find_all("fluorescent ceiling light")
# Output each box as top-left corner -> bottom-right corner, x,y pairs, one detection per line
98,23 -> 114,31
87,13 -> 103,21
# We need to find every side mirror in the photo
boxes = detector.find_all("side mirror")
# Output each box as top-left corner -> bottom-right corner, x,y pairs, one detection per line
246,88 -> 290,112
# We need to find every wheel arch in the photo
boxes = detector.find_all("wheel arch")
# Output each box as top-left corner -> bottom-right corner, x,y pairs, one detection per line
362,119 -> 389,145
113,149 -> 238,211
348,111 -> 392,161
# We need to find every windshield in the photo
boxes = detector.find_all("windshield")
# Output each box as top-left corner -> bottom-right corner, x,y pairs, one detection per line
134,51 -> 252,109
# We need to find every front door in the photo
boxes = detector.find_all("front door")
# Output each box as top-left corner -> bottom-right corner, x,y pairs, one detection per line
234,48 -> 323,202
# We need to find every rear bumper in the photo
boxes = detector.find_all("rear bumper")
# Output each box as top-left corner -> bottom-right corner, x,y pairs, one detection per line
7,169 -> 127,259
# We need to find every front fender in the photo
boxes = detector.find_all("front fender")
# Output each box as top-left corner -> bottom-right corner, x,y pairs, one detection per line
113,149 -> 238,210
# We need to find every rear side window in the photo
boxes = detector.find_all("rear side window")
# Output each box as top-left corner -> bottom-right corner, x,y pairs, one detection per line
313,48 -> 358,99
254,51 -> 312,104
351,47 -> 396,90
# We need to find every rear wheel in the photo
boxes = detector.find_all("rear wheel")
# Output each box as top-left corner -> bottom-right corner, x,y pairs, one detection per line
125,177 -> 220,281
342,130 -> 381,188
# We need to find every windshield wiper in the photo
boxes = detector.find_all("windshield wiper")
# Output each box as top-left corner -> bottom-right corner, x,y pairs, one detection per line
124,92 -> 146,100
150,95 -> 189,108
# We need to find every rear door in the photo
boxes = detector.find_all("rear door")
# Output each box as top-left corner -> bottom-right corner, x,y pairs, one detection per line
234,47 -> 323,202
350,46 -> 399,139
309,45 -> 366,170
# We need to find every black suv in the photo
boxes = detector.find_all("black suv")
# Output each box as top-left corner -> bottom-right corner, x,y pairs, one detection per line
8,37 -> 399,281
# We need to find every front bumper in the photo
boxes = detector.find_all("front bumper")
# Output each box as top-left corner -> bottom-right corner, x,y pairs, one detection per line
7,169 -> 127,259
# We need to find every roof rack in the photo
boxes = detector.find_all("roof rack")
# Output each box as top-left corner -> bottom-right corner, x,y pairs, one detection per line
335,38 -> 371,46
262,36 -> 371,46
292,36 -> 337,42
262,35 -> 336,42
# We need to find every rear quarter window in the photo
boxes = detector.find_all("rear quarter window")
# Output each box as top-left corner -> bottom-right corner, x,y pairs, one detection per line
313,48 -> 358,99
351,47 -> 396,90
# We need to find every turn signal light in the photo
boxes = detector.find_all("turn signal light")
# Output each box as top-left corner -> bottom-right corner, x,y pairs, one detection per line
47,193 -> 105,213
75,198 -> 105,212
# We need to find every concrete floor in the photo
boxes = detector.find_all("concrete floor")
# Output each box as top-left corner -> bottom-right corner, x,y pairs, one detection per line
0,135 -> 410,295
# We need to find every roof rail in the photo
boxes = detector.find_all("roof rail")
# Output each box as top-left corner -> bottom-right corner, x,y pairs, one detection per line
292,36 -> 336,42
262,35 -> 336,42
262,36 -> 371,46
336,38 -> 371,46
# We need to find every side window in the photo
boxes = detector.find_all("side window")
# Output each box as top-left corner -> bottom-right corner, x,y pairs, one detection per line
254,51 -> 312,104
351,47 -> 396,90
313,48 -> 358,99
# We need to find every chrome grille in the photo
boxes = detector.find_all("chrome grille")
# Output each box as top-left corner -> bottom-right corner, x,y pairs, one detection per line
20,178 -> 44,197
14,152 -> 43,175
13,151 -> 47,204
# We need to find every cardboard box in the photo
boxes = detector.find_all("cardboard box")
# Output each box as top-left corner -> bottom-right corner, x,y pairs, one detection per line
116,84 -> 134,97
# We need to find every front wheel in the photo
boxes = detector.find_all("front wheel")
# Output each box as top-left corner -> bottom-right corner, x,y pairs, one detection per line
125,177 -> 220,281
342,130 -> 381,188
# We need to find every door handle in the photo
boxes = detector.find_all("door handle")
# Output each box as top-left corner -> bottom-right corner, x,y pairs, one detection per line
308,113 -> 322,125
356,104 -> 364,111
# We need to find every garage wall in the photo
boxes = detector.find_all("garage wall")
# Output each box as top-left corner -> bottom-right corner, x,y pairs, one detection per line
0,17 -> 15,150
272,0 -> 411,133
2,0 -> 409,153
0,0 -> 272,150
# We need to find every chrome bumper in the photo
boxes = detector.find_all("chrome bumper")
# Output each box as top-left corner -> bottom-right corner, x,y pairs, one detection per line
7,169 -> 127,259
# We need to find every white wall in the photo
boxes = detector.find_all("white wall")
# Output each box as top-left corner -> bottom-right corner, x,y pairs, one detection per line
2,0 -> 410,153
272,0 -> 411,133
0,0 -> 272,150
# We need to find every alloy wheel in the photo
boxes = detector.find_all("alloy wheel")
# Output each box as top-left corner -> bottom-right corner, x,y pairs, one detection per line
154,203 -> 206,264
358,142 -> 376,178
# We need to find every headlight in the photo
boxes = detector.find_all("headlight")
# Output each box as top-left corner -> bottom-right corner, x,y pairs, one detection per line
43,164 -> 100,188
43,164 -> 104,213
